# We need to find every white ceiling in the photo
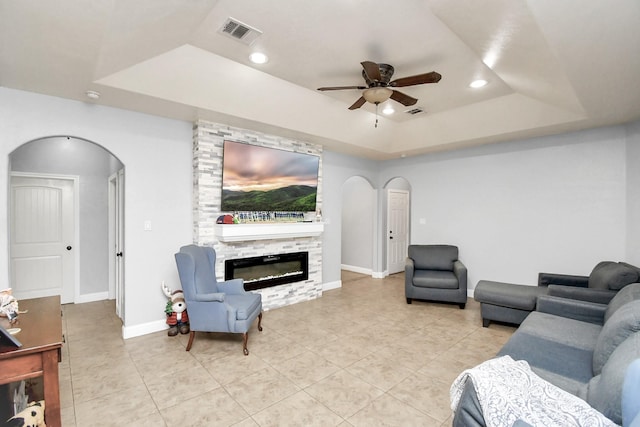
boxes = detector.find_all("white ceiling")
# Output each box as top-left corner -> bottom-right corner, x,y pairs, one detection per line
2,0 -> 639,159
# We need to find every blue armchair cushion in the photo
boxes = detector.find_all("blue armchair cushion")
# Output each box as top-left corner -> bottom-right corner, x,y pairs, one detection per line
413,270 -> 459,289
226,294 -> 262,321
408,245 -> 458,271
589,261 -> 639,291
593,299 -> 640,375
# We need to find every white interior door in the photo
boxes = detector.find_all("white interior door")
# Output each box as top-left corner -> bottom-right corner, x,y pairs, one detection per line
109,169 -> 125,321
10,175 -> 76,303
387,189 -> 409,275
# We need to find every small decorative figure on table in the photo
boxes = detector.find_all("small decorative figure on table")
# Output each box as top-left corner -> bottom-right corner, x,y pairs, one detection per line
162,282 -> 189,336
0,288 -> 19,322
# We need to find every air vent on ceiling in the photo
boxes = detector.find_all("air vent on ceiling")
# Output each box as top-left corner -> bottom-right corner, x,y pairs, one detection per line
219,17 -> 263,45
405,107 -> 425,115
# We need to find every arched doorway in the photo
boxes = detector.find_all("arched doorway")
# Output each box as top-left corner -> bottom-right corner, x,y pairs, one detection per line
341,176 -> 376,275
9,136 -> 124,318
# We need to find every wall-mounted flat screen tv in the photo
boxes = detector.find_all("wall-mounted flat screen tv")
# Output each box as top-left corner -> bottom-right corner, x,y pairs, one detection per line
221,140 -> 320,212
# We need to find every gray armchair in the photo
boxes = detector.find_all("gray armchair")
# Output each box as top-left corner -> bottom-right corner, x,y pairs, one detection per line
405,244 -> 467,309
174,244 -> 263,355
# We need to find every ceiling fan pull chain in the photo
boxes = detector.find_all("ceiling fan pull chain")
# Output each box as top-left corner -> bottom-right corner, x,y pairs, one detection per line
375,103 -> 379,128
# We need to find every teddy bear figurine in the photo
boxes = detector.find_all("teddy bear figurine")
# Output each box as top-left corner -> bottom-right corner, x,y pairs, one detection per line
162,282 -> 189,336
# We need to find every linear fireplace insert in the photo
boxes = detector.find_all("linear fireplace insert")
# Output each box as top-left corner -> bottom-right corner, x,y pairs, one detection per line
225,251 -> 309,291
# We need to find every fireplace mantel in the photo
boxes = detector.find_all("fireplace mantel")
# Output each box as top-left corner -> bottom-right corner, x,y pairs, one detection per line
215,222 -> 324,242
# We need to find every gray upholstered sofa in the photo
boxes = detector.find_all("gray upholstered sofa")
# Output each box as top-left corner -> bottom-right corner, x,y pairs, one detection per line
453,282 -> 640,426
475,261 -> 640,327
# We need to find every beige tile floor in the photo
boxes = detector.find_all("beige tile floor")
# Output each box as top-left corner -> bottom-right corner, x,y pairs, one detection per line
59,271 -> 516,426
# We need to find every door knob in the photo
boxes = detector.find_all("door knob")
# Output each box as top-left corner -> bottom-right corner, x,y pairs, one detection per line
116,252 -> 123,257
66,246 -> 72,251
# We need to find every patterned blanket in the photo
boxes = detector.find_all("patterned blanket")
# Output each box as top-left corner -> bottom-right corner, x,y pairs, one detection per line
450,356 -> 618,427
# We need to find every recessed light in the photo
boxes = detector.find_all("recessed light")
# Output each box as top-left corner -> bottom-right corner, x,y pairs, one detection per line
382,105 -> 395,115
85,90 -> 101,99
249,52 -> 268,64
469,79 -> 488,88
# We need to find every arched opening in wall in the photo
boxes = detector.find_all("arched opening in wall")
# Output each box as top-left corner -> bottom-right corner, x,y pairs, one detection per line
8,136 -> 125,320
383,177 -> 411,276
341,176 -> 376,280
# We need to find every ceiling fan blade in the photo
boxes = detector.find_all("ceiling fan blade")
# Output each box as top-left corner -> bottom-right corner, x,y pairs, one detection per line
317,85 -> 367,91
390,71 -> 442,87
361,61 -> 382,82
348,97 -> 366,110
390,90 -> 418,107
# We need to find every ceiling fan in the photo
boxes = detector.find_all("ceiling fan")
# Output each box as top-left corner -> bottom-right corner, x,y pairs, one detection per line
317,61 -> 441,110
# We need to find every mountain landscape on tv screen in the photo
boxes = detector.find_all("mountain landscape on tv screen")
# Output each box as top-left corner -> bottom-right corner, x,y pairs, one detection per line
222,185 -> 317,212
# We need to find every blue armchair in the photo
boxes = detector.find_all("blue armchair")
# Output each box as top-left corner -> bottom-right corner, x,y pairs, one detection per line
174,245 -> 263,355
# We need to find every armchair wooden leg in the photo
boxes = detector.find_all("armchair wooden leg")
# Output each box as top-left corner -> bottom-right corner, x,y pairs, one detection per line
258,312 -> 263,332
242,332 -> 249,356
186,331 -> 196,351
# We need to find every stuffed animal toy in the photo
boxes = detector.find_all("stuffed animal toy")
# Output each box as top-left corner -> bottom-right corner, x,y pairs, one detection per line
5,400 -> 46,427
161,282 -> 189,336
0,288 -> 19,321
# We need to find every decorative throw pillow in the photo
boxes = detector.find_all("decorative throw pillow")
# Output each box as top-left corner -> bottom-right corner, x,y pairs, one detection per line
587,331 -> 640,425
605,283 -> 640,323
589,262 -> 639,291
593,299 -> 640,375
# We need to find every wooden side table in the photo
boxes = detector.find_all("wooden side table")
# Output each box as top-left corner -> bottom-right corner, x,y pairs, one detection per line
0,296 -> 63,427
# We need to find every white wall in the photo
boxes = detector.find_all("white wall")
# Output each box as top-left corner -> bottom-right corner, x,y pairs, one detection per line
0,88 -> 193,335
380,126 -> 629,291
10,137 -> 122,296
341,176 -> 375,272
321,151 -> 378,286
626,120 -> 640,264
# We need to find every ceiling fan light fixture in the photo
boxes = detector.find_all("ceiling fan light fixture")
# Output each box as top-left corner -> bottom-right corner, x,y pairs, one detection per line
363,87 -> 393,104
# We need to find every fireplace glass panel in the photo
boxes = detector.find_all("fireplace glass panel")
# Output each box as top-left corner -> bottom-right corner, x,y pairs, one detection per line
236,260 -> 303,284
225,252 -> 309,291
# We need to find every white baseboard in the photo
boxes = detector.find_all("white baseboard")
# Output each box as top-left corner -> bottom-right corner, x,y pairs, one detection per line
341,264 -> 387,279
341,264 -> 372,275
75,291 -> 109,304
122,319 -> 167,340
323,280 -> 342,291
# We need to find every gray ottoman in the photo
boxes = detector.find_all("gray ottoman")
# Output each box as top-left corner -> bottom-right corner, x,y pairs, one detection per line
474,280 -> 549,327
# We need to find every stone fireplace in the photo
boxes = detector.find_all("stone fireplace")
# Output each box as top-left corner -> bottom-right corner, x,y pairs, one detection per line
192,120 -> 324,310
